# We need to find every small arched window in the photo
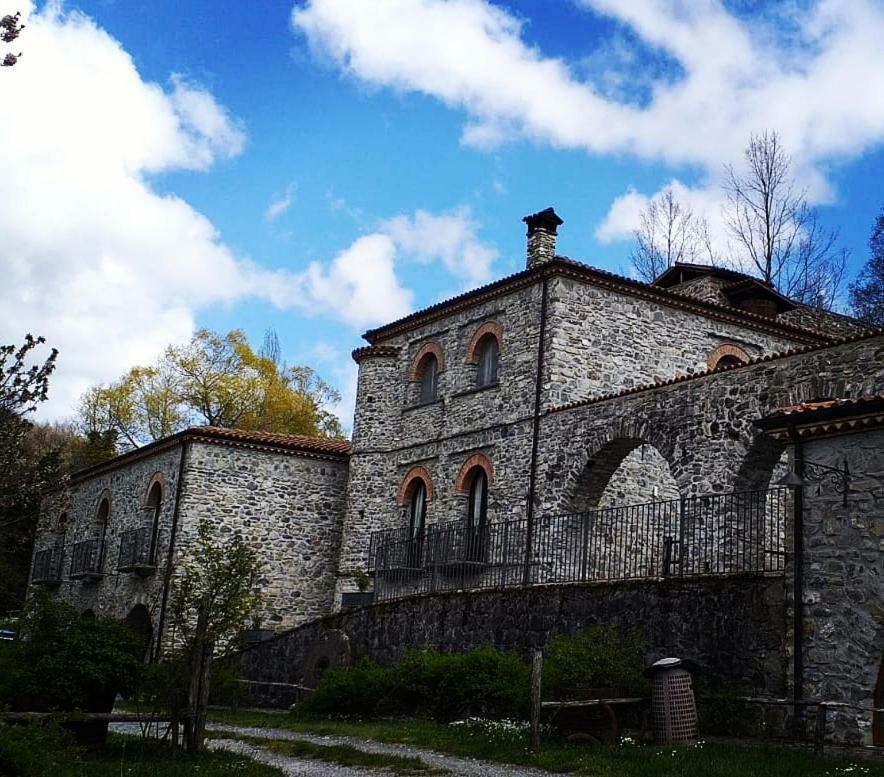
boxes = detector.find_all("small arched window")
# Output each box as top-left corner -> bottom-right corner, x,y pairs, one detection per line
476,335 -> 499,387
707,343 -> 750,371
466,469 -> 488,561
95,498 -> 110,572
715,355 -> 743,370
418,354 -> 438,404
408,480 -> 427,541
146,482 -> 162,562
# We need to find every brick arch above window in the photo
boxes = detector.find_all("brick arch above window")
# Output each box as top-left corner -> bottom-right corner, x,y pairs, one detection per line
464,322 -> 503,364
454,454 -> 494,496
407,342 -> 445,380
707,343 -> 751,370
144,472 -> 168,506
396,466 -> 435,505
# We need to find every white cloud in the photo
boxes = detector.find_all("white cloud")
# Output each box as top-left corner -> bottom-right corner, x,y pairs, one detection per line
381,207 -> 498,286
274,206 -> 498,328
264,182 -> 297,222
0,1 -> 286,420
292,0 -> 884,201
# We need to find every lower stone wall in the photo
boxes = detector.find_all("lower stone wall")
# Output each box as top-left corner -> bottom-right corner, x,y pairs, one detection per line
235,575 -> 786,709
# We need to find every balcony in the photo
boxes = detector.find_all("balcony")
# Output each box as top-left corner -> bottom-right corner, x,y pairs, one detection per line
118,526 -> 156,575
70,539 -> 104,581
32,546 -> 62,586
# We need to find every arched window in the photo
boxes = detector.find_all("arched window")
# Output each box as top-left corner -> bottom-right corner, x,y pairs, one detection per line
418,353 -> 438,404
707,343 -> 750,371
146,482 -> 162,563
476,334 -> 499,387
96,498 -> 109,567
465,469 -> 488,562
407,479 -> 427,567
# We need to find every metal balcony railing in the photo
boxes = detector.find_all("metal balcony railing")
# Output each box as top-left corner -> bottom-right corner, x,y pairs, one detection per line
370,487 -> 788,602
70,538 -> 104,581
118,526 -> 156,574
32,545 -> 63,585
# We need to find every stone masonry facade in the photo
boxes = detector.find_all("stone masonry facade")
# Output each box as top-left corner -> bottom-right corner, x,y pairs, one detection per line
31,208 -> 883,744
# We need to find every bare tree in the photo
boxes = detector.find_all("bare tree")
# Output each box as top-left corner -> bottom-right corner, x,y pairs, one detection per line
630,188 -> 716,282
1,12 -> 24,67
849,206 -> 884,326
723,131 -> 846,308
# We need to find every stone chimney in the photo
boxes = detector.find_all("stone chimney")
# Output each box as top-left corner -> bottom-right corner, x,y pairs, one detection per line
522,207 -> 564,269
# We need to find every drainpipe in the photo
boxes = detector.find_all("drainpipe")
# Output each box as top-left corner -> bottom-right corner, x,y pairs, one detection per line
153,438 -> 189,663
523,273 -> 550,586
787,424 -> 805,721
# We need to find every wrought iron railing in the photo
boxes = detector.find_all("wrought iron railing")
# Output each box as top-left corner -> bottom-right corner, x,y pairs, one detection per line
118,526 -> 155,573
32,545 -> 63,585
370,488 -> 788,602
70,539 -> 104,580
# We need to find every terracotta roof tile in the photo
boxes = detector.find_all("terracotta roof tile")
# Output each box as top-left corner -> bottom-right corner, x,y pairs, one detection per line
190,426 -> 351,455
765,395 -> 884,417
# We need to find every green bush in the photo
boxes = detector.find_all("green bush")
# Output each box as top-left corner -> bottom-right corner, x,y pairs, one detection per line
542,624 -> 648,700
0,722 -> 80,776
300,646 -> 530,722
0,592 -> 144,712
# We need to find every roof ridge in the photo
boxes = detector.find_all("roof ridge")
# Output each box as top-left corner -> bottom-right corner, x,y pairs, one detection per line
362,257 -> 834,346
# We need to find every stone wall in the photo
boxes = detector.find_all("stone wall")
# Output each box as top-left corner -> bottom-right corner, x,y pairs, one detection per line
31,444 -> 184,644
339,267 -> 817,601
539,335 -> 884,514
236,575 -> 787,707
799,430 -> 884,745
543,275 -> 803,408
31,436 -> 349,654
171,441 -> 348,638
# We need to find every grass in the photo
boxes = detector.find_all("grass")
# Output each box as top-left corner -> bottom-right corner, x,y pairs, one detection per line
0,728 -> 284,777
205,708 -> 884,777
212,731 -> 447,774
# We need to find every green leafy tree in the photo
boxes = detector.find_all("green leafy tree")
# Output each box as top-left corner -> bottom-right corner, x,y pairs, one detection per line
168,520 -> 262,752
849,207 -> 884,326
0,592 -> 143,711
0,336 -> 59,614
79,329 -> 342,450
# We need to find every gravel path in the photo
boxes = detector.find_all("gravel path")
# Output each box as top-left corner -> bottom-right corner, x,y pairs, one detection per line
111,721 -> 557,776
207,723 -> 557,777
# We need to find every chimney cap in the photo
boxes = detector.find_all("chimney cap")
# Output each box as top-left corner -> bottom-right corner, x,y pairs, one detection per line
523,207 -> 563,235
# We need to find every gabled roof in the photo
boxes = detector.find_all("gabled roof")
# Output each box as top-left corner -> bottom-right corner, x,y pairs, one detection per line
721,278 -> 797,313
69,426 -> 350,483
362,257 -> 829,346
652,263 -> 757,288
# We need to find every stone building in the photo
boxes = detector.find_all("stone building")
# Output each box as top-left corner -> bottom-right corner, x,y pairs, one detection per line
30,426 -> 349,659
30,208 -> 883,744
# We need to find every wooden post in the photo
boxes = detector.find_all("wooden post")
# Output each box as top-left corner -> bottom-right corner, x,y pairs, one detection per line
814,703 -> 827,757
530,649 -> 543,752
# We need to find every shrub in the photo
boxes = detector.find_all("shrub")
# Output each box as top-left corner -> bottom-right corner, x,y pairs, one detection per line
0,592 -> 144,712
0,723 -> 80,776
301,658 -> 392,718
300,646 -> 530,722
542,624 -> 648,700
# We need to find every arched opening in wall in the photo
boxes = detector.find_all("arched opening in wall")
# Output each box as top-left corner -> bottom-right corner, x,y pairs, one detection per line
123,605 -> 153,662
464,467 -> 489,562
146,482 -> 163,564
96,497 -> 110,570
475,334 -> 500,387
417,353 -> 438,404
563,439 -> 679,580
570,438 -> 679,513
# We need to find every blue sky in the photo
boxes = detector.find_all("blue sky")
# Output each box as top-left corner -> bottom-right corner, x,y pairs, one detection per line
2,0 -> 883,430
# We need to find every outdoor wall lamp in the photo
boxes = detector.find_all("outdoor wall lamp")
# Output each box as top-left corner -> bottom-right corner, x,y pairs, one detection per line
776,458 -> 851,506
